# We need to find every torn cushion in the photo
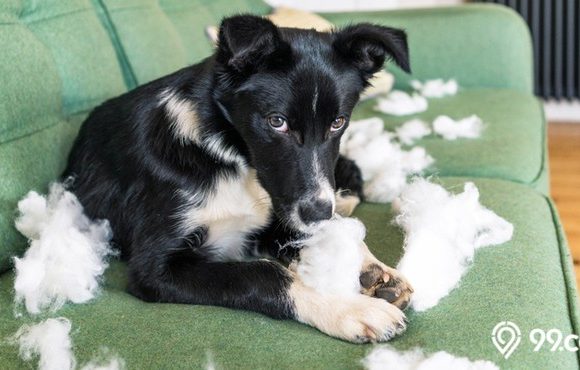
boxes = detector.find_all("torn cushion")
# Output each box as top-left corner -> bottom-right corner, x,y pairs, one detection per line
0,177 -> 576,369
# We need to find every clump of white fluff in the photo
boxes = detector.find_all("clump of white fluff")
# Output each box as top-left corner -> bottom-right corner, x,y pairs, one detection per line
80,348 -> 125,370
13,182 -> 115,314
290,217 -> 366,296
362,346 -> 498,370
9,318 -> 125,370
411,79 -> 459,98
341,118 -> 434,203
9,317 -> 76,370
433,115 -> 484,140
375,90 -> 428,116
395,119 -> 432,145
393,179 -> 513,311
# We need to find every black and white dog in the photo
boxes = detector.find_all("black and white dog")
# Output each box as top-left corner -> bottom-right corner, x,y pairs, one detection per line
64,15 -> 413,342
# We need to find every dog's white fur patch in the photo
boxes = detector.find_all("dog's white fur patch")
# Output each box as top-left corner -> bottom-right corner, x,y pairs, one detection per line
202,134 -> 247,169
290,281 -> 406,343
335,193 -> 360,217
362,346 -> 498,370
9,318 -> 125,370
340,118 -> 434,203
289,216 -> 366,296
374,90 -> 428,116
395,119 -> 432,145
392,179 -> 514,311
433,115 -> 484,140
13,183 -> 115,315
179,169 -> 272,261
312,84 -> 319,116
312,152 -> 336,210
159,88 -> 202,144
159,88 -> 246,168
410,78 -> 459,98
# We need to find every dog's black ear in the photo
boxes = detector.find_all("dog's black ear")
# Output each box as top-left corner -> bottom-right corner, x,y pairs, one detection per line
217,15 -> 287,73
332,24 -> 410,78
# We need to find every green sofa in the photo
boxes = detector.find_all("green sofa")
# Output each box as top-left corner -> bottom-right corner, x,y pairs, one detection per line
0,1 -> 577,369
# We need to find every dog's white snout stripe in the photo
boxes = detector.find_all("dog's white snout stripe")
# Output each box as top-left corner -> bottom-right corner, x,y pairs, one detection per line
312,152 -> 336,213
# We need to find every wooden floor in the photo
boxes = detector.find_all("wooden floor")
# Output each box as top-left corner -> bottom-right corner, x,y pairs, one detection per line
548,123 -> 580,289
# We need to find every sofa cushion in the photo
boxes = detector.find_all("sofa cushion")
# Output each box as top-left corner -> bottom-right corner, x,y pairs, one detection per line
0,0 -> 127,117
351,89 -> 547,192
0,0 -> 128,271
0,114 -> 87,273
322,5 -> 534,94
88,2 -> 546,192
0,178 -> 577,369
97,0 -> 271,87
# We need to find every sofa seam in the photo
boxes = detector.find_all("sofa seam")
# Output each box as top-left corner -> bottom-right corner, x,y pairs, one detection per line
0,119 -> 70,146
529,98 -> 548,190
22,7 -> 92,24
544,196 -> 580,367
90,0 -> 138,90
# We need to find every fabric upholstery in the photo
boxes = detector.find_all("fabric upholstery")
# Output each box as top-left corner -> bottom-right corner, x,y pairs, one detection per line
322,4 -> 534,94
0,0 -> 127,272
0,3 -> 577,369
0,178 -> 577,369
98,0 -> 271,87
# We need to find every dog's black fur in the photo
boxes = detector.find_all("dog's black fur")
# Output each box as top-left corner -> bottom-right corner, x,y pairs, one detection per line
64,15 -> 409,323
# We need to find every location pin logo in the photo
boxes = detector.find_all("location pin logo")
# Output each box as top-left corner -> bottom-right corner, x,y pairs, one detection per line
492,321 -> 521,359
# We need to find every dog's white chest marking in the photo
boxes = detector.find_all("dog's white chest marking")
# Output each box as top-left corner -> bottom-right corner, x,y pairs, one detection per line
179,169 -> 272,261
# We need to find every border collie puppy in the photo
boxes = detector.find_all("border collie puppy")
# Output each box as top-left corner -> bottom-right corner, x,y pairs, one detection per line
64,15 -> 413,343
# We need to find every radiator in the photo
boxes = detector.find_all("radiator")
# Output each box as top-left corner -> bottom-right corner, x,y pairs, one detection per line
477,0 -> 579,100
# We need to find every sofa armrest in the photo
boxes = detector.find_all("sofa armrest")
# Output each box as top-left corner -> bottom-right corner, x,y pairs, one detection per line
321,4 -> 533,93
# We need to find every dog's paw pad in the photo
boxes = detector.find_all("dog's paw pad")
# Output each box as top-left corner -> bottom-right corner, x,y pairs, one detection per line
360,263 -> 413,310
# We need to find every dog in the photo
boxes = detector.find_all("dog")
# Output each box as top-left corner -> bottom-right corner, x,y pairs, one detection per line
63,15 -> 413,343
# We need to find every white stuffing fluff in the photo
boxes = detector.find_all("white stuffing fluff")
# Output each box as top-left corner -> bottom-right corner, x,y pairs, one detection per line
9,318 -> 125,370
433,115 -> 484,140
374,90 -> 428,116
395,119 -> 432,145
341,118 -> 434,203
10,317 -> 76,370
410,79 -> 459,98
290,217 -> 366,296
362,346 -> 498,370
393,179 -> 514,311
80,349 -> 125,370
13,182 -> 115,314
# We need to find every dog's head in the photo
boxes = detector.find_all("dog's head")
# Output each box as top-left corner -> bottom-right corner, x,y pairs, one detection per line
213,15 -> 409,230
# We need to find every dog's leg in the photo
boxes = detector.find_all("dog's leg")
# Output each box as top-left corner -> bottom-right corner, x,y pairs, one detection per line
128,243 -> 405,342
334,155 -> 364,200
290,278 -> 406,343
127,246 -> 295,319
359,242 -> 414,310
334,155 -> 364,217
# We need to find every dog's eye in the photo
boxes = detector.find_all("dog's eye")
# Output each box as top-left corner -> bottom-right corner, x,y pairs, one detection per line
331,116 -> 347,132
267,114 -> 288,133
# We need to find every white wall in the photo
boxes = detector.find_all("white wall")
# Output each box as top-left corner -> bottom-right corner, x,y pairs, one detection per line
265,0 -> 463,12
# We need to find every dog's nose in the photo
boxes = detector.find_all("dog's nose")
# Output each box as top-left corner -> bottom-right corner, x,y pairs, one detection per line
298,199 -> 333,225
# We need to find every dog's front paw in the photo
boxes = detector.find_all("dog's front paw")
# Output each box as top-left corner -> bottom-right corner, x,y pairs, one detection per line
291,281 -> 406,343
336,295 -> 407,343
360,263 -> 413,310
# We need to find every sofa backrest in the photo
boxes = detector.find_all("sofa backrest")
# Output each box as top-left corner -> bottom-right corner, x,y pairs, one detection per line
100,0 -> 271,87
0,0 -> 270,273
